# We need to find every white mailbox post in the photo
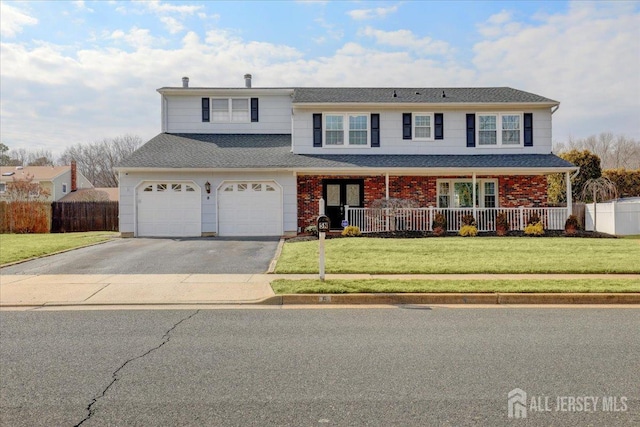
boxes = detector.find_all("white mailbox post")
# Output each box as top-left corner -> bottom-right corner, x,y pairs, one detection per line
317,214 -> 330,281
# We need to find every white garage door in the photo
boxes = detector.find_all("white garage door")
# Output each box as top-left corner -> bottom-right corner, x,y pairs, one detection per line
137,182 -> 201,237
218,181 -> 282,236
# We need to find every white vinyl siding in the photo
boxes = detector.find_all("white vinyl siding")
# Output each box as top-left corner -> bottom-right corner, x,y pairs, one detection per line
478,113 -> 522,147
165,94 -> 292,134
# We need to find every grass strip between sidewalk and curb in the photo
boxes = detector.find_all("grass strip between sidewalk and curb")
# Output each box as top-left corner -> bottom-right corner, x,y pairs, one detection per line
0,232 -> 118,265
271,278 -> 640,294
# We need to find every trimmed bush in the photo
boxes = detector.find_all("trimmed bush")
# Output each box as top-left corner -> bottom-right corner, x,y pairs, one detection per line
524,222 -> 545,236
564,215 -> 580,235
305,225 -> 318,236
527,213 -> 541,226
341,225 -> 361,237
496,212 -> 510,236
459,225 -> 478,237
461,214 -> 476,227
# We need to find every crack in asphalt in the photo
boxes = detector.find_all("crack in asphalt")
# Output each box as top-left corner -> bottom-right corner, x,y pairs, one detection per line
74,310 -> 200,426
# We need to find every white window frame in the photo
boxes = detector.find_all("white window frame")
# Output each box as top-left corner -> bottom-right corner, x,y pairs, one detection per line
0,183 -> 5,193
436,178 -> 499,208
323,113 -> 370,148
412,113 -> 434,141
210,98 -> 250,123
62,183 -> 67,193
476,113 -> 523,148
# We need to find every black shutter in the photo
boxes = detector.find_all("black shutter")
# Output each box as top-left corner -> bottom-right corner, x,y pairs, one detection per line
313,114 -> 322,147
201,98 -> 210,122
402,113 -> 412,139
466,114 -> 475,147
251,98 -> 259,122
523,113 -> 533,146
434,113 -> 444,140
371,114 -> 380,147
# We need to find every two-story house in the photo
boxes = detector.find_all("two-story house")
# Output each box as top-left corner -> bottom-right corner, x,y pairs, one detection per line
116,75 -> 577,237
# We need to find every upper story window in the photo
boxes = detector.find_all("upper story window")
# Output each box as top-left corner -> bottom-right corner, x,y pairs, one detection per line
210,98 -> 250,123
478,113 -> 522,147
0,183 -> 6,193
62,184 -> 67,193
413,113 -> 433,140
324,113 -> 369,147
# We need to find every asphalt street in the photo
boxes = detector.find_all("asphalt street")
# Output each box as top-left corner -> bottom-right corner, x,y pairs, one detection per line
0,237 -> 280,274
1,307 -> 638,426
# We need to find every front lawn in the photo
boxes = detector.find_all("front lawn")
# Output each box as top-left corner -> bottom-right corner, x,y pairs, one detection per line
271,278 -> 640,294
275,237 -> 640,274
0,232 -> 118,265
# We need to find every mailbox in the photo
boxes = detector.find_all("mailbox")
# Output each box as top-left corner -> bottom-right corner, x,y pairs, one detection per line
317,215 -> 330,232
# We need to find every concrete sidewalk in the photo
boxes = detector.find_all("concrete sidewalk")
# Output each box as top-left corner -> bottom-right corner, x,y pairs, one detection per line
1,273 -> 639,307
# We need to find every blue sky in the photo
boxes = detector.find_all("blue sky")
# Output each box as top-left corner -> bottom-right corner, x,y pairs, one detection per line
1,0 -> 638,157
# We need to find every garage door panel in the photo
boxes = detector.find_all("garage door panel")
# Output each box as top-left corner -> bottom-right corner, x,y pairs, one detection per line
137,182 -> 201,237
218,181 -> 282,236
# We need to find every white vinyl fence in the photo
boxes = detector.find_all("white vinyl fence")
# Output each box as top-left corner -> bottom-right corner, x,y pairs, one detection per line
585,200 -> 640,235
345,206 -> 568,233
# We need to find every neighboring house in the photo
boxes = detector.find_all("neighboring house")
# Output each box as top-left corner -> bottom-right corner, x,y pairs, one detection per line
0,162 -> 92,202
116,75 -> 578,237
59,187 -> 119,202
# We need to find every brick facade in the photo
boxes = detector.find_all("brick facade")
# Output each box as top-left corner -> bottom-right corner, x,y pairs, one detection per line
297,174 -> 548,230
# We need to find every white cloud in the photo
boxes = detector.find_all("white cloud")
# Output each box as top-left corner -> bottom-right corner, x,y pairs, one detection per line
314,16 -> 344,43
138,0 -> 203,15
0,3 -> 38,38
472,1 -> 640,140
160,16 -> 184,34
73,1 -> 94,13
347,5 -> 399,20
360,26 -> 451,56
108,27 -> 158,49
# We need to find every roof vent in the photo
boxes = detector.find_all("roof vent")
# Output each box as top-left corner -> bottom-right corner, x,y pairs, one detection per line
244,73 -> 252,88
182,76 -> 189,88
392,90 -> 397,98
442,90 -> 446,98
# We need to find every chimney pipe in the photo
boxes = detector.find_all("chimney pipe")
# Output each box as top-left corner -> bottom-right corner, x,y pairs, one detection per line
244,73 -> 252,88
182,76 -> 189,88
71,160 -> 77,192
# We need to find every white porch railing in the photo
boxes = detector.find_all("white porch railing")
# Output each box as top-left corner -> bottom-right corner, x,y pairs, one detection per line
345,206 -> 568,233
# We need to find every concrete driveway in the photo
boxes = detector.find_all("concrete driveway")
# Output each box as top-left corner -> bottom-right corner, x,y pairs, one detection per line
1,237 -> 281,275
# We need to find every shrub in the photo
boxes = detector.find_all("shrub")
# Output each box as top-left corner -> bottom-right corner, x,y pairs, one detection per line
304,225 -> 318,236
461,214 -> 476,227
524,222 -> 545,236
432,226 -> 446,236
341,225 -> 361,237
432,213 -> 447,230
564,215 -> 580,234
459,225 -> 478,237
527,213 -> 541,226
495,212 -> 510,236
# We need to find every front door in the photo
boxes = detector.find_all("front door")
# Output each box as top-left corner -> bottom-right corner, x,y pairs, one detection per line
323,179 -> 364,230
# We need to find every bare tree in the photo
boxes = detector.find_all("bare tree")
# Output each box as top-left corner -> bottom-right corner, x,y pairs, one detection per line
5,148 -> 54,166
58,134 -> 143,187
554,133 -> 640,169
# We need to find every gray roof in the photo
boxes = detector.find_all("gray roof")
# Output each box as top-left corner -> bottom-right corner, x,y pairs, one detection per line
118,133 -> 576,171
293,87 -> 558,104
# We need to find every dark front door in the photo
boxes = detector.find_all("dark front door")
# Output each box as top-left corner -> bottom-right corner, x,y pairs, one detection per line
323,179 -> 364,230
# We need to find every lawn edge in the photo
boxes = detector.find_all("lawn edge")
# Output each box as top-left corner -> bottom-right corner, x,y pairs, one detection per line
0,237 -> 117,268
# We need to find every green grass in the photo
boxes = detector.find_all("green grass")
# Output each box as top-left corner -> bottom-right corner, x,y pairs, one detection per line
0,232 -> 118,265
271,279 -> 640,294
275,237 -> 640,274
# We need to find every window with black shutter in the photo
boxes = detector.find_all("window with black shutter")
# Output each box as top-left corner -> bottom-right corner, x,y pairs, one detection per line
434,113 -> 444,140
251,98 -> 259,122
524,113 -> 533,146
402,113 -> 412,139
371,113 -> 380,147
466,114 -> 475,147
202,98 -> 210,122
313,114 -> 322,147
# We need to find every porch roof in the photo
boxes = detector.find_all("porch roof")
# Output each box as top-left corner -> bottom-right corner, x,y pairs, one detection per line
117,133 -> 576,173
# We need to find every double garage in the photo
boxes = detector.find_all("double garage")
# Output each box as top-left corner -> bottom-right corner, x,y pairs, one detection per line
136,180 -> 284,237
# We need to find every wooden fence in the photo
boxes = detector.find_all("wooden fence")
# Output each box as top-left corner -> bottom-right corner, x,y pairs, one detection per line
50,201 -> 119,233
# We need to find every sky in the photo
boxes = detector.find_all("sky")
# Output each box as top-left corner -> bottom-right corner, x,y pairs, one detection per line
1,0 -> 639,158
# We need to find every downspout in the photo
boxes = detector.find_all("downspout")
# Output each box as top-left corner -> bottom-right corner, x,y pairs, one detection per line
551,105 -> 560,115
566,167 -> 580,217
385,173 -> 389,200
472,172 -> 477,221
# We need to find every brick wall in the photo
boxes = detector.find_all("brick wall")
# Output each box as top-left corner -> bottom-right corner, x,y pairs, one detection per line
296,174 -> 548,230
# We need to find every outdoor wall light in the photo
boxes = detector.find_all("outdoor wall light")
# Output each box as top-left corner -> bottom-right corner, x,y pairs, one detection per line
205,181 -> 211,194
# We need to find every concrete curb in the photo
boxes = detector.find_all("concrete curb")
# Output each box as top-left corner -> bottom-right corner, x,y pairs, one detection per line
269,292 -> 640,305
267,238 -> 285,274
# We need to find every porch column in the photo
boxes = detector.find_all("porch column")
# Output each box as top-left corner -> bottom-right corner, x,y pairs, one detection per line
565,171 -> 573,217
385,173 -> 389,200
472,172 -> 477,220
